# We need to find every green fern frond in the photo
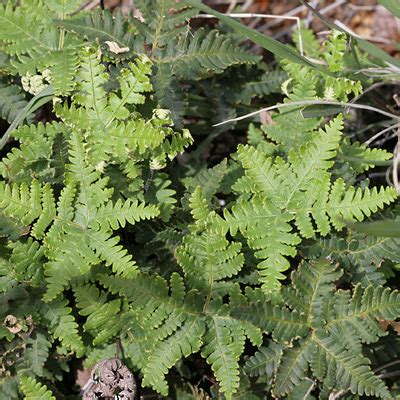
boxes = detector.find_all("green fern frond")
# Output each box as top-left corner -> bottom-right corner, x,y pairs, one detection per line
0,2 -> 48,56
283,259 -> 342,326
244,342 -> 284,378
89,198 -> 159,231
74,284 -> 121,345
21,332 -> 52,377
0,122 -> 61,183
0,80 -> 29,123
0,180 -> 56,239
87,229 -> 137,278
47,47 -> 79,95
231,301 -> 309,343
312,333 -> 390,398
201,317 -> 244,398
338,138 -> 392,174
176,228 -> 243,283
242,260 -> 396,398
58,9 -> 138,59
19,376 -> 55,400
133,0 -> 198,48
160,28 -> 260,80
40,299 -> 84,354
273,339 -> 315,397
176,187 -> 242,284
7,239 -> 44,284
142,318 -> 205,395
183,158 -> 228,201
73,49 -> 109,124
46,0 -> 82,19
228,69 -> 288,105
313,232 -> 400,287
226,115 -> 396,290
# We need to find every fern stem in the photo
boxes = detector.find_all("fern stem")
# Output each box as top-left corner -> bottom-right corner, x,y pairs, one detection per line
374,359 -> 400,373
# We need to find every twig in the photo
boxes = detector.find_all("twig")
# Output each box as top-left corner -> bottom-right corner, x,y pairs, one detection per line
193,12 -> 304,55
364,123 -> 400,145
212,100 -> 400,127
378,370 -> 400,379
242,0 -> 253,11
303,379 -> 315,399
374,359 -> 400,373
348,4 -> 377,11
304,0 -> 318,28
227,0 -> 238,13
328,389 -> 346,400
261,0 -> 347,32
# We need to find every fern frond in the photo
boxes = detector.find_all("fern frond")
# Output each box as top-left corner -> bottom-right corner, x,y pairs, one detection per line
133,0 -> 198,48
46,0 -> 82,19
160,28 -> 260,80
21,332 -> 52,377
40,299 -> 84,354
201,317 -> 244,398
241,260 -> 397,398
8,239 -> 44,284
327,180 -> 396,230
89,198 -> 159,231
273,339 -> 315,397
0,122 -> 59,183
74,284 -> 121,345
87,229 -> 137,278
183,158 -> 227,201
0,180 -> 56,239
338,138 -> 392,174
284,259 -> 342,326
19,376 -> 55,400
231,301 -> 309,342
47,47 -> 79,95
58,9 -> 138,58
0,2 -> 48,56
228,69 -> 288,105
227,115 -> 396,290
142,317 -> 205,395
0,80 -> 29,123
177,228 -> 243,283
73,49 -> 109,124
244,342 -> 284,378
312,332 -> 390,398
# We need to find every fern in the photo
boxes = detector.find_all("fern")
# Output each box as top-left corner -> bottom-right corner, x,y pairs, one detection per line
0,80 -> 29,123
161,28 -> 261,80
0,2 -> 399,398
236,260 -> 398,398
225,115 -> 396,291
58,9 -> 138,59
19,376 -> 55,400
0,1 -> 81,95
21,333 -> 52,377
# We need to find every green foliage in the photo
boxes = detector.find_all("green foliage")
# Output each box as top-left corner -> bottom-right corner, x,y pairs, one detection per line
0,1 -> 399,399
19,376 -> 55,400
224,115 -> 396,291
0,80 -> 29,123
240,260 -> 397,398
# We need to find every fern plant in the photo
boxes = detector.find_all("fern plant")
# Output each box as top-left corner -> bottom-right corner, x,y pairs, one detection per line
241,259 -> 400,398
0,1 -> 399,399
58,0 -> 286,131
223,116 -> 396,291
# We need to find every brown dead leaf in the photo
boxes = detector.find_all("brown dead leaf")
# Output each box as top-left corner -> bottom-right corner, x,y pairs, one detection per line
3,315 -> 22,334
105,41 -> 130,54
